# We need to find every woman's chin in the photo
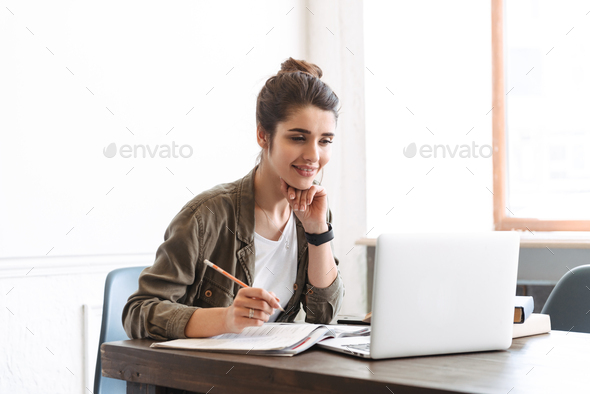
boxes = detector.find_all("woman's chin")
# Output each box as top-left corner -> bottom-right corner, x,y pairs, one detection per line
284,176 -> 314,191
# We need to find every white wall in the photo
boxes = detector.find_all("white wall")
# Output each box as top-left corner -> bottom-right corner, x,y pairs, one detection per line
364,1 -> 494,235
0,255 -> 148,394
1,1 -> 305,258
1,1 -> 307,392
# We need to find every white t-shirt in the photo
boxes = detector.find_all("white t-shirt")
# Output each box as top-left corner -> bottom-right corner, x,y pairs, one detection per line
252,211 -> 298,322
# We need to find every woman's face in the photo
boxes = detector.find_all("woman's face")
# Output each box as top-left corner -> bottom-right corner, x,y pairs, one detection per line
260,106 -> 336,190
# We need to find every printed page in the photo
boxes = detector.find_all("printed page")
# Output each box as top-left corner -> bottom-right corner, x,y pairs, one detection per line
151,323 -> 323,351
267,322 -> 370,338
325,325 -> 371,338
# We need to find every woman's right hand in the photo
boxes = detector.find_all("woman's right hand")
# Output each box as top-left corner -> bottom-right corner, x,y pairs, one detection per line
224,287 -> 282,333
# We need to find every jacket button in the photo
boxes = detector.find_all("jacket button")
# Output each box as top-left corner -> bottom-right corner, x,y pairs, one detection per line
293,283 -> 298,291
308,289 -> 313,295
205,290 -> 212,297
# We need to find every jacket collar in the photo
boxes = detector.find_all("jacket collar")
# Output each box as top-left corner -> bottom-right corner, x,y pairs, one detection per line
236,166 -> 257,244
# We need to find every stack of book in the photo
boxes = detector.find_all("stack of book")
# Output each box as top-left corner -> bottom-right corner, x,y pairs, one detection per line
513,296 -> 551,338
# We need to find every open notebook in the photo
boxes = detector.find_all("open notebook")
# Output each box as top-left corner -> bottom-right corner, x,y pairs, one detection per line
150,323 -> 370,356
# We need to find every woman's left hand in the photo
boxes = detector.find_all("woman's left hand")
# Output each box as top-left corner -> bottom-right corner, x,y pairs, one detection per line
280,178 -> 328,234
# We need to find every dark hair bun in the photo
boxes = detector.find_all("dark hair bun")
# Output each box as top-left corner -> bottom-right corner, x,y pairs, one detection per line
277,57 -> 323,79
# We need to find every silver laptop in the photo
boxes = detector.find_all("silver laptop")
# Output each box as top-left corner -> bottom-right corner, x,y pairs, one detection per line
319,232 -> 520,359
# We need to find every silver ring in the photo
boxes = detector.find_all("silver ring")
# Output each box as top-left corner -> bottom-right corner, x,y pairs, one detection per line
249,308 -> 254,319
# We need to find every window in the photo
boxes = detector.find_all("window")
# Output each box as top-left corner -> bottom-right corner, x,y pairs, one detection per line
492,0 -> 590,230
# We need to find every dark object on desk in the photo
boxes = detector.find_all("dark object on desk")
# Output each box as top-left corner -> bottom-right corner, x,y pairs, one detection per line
514,295 -> 534,324
94,266 -> 147,394
541,264 -> 590,333
336,314 -> 371,325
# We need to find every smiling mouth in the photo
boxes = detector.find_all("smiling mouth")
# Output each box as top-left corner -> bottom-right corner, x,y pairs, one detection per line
292,165 -> 318,172
292,165 -> 318,177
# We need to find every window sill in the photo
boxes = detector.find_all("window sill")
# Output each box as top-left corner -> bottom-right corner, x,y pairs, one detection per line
356,232 -> 590,249
518,231 -> 590,249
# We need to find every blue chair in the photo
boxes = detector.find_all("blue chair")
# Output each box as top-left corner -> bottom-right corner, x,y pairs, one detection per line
541,264 -> 590,334
94,266 -> 147,394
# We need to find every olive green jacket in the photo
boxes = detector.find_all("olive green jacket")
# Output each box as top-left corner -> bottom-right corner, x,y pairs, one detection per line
122,166 -> 345,340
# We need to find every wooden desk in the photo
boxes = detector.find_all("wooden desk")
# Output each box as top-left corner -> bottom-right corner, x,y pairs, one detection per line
101,331 -> 590,394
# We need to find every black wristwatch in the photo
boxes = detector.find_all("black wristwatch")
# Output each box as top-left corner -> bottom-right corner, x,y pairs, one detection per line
305,223 -> 334,246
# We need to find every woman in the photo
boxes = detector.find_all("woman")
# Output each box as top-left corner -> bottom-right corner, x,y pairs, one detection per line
123,57 -> 344,340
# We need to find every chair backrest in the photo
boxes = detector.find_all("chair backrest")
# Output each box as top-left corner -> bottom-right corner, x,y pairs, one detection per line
541,264 -> 590,333
94,266 -> 147,394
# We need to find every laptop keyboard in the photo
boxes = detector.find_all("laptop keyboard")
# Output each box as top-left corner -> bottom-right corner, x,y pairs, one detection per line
346,343 -> 370,352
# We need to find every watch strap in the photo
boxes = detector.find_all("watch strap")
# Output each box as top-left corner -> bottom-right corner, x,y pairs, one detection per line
305,223 -> 334,246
